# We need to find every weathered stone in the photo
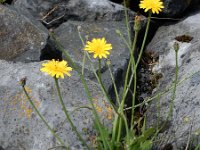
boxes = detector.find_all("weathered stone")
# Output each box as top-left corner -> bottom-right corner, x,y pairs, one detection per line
14,0 -> 134,28
53,20 -> 131,99
145,11 -> 200,149
0,4 -> 48,62
0,60 -> 113,150
162,0 -> 200,17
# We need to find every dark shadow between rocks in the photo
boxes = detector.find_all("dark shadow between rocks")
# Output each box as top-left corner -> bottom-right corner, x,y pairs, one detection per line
40,36 -> 62,61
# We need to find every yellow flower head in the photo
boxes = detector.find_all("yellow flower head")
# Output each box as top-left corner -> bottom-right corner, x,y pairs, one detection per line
139,0 -> 164,14
84,38 -> 112,59
40,59 -> 72,79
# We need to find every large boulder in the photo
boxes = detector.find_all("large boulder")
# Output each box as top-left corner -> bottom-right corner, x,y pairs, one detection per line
145,11 -> 200,149
53,20 -> 133,99
162,0 -> 200,17
0,4 -> 48,62
14,0 -> 134,28
0,60 -> 113,150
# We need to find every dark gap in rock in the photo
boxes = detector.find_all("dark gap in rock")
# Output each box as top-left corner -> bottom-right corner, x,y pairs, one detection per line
110,0 -> 200,27
109,0 -> 123,4
157,143 -> 173,150
120,17 -> 161,132
181,1 -> 200,18
40,36 -> 62,61
137,20 -> 159,50
109,0 -> 140,12
0,146 -> 4,150
3,0 -> 13,4
108,68 -> 125,102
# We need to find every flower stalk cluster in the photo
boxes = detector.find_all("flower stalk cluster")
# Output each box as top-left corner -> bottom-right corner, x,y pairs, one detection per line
20,0 -> 166,149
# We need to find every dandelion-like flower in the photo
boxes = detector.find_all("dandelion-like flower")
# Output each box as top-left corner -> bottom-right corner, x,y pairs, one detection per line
84,38 -> 112,59
139,0 -> 164,14
40,59 -> 72,79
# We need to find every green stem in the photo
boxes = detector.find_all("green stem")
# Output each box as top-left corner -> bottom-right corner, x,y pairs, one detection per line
169,48 -> 179,117
130,30 -> 139,129
136,12 -> 151,68
123,0 -> 132,46
111,115 -> 119,145
107,63 -> 120,105
82,52 -> 86,75
98,59 -> 101,80
78,28 -> 86,76
21,86 -> 69,150
116,117 -> 123,144
85,52 -> 118,115
156,93 -> 161,132
54,78 -> 91,150
130,66 -> 137,129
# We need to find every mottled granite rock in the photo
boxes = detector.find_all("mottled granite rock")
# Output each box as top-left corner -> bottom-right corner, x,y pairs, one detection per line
0,60 -> 113,150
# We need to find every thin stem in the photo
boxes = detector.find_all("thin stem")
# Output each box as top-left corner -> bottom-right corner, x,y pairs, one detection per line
156,93 -> 161,132
136,12 -> 152,67
111,115 -> 119,145
85,52 -> 118,114
123,0 -> 132,46
54,78 -> 91,150
116,118 -> 123,149
21,86 -> 69,150
98,59 -> 101,80
78,28 -> 86,76
82,52 -> 86,75
107,63 -> 120,105
169,48 -> 179,117
116,30 -> 131,50
130,30 -> 139,129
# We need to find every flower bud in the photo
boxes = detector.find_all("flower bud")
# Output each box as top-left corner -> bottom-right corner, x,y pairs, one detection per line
173,42 -> 179,52
134,15 -> 141,31
19,77 -> 27,87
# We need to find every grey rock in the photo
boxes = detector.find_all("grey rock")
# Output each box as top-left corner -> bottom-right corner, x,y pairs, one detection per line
0,60 -> 113,150
162,0 -> 200,17
0,4 -> 48,62
14,0 -> 134,28
145,11 -> 200,148
53,20 -> 131,99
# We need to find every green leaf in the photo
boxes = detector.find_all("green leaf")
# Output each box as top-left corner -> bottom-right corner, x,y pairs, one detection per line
140,140 -> 153,150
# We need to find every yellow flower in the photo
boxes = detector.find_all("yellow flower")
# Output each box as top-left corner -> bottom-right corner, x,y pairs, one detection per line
40,59 -> 72,79
84,38 -> 112,59
139,0 -> 164,14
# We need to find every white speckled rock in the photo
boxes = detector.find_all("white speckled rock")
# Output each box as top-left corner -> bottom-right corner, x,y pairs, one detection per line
145,11 -> 200,149
0,60 -> 113,150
